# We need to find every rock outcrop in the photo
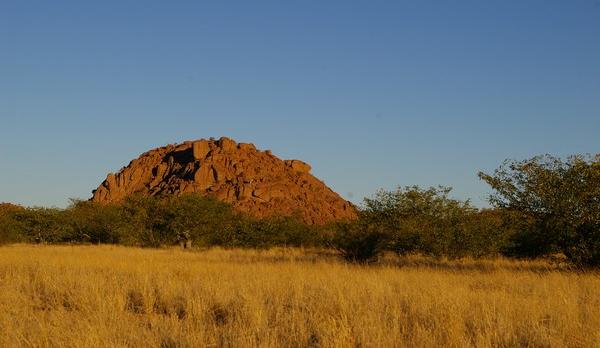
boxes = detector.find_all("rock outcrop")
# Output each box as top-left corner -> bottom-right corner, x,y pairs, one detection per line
91,137 -> 356,224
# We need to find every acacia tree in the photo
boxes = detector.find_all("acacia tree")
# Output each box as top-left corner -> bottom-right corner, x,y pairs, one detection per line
479,154 -> 600,267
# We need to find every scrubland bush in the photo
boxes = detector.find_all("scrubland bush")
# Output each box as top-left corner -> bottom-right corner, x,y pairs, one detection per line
66,199 -> 124,243
361,186 -> 502,259
8,207 -> 72,243
0,203 -> 24,244
117,195 -> 237,247
327,220 -> 387,263
222,215 -> 320,249
1,195 -> 320,249
1,153 -> 598,268
480,154 -> 600,267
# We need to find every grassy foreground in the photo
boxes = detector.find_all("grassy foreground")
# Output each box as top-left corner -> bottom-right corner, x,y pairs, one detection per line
0,245 -> 598,347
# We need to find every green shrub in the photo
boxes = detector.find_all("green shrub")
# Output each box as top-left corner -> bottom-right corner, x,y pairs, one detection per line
161,194 -> 238,247
0,203 -> 25,244
328,221 -> 387,263
480,154 -> 600,267
459,209 -> 520,258
66,200 -> 124,244
361,186 -> 503,259
9,207 -> 73,243
211,214 -> 321,249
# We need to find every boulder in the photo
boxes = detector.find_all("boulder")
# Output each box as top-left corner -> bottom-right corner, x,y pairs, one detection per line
192,140 -> 210,160
286,160 -> 311,173
218,137 -> 237,152
238,143 -> 256,151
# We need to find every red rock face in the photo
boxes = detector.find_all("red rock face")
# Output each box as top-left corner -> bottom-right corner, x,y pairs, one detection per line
91,137 -> 357,224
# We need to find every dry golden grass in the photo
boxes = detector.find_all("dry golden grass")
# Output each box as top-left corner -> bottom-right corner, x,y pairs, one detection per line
0,245 -> 598,347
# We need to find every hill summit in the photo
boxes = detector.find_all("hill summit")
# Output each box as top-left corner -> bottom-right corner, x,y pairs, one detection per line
91,137 -> 356,224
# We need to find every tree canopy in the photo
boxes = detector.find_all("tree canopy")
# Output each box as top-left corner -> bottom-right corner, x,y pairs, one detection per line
479,154 -> 600,266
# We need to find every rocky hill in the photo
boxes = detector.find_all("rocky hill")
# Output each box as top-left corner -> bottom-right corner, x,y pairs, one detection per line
91,137 -> 356,224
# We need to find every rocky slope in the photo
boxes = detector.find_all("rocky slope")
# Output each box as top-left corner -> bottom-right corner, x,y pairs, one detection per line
91,137 -> 356,224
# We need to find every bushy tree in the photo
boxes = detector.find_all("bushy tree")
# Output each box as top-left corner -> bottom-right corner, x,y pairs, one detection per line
116,195 -> 239,247
362,186 -> 488,258
479,154 -> 600,267
163,194 -> 237,246
9,207 -> 73,243
118,195 -> 173,247
463,209 -> 521,258
212,214 -> 321,248
0,203 -> 25,244
66,199 -> 124,243
0,194 -> 328,249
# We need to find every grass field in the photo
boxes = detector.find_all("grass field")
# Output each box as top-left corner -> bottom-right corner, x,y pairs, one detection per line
0,245 -> 598,347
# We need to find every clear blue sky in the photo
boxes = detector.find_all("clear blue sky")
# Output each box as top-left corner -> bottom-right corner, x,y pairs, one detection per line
1,0 -> 599,208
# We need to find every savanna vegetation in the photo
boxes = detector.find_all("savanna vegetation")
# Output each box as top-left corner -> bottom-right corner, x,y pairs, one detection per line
0,154 -> 599,347
0,245 -> 598,348
2,154 -> 598,267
